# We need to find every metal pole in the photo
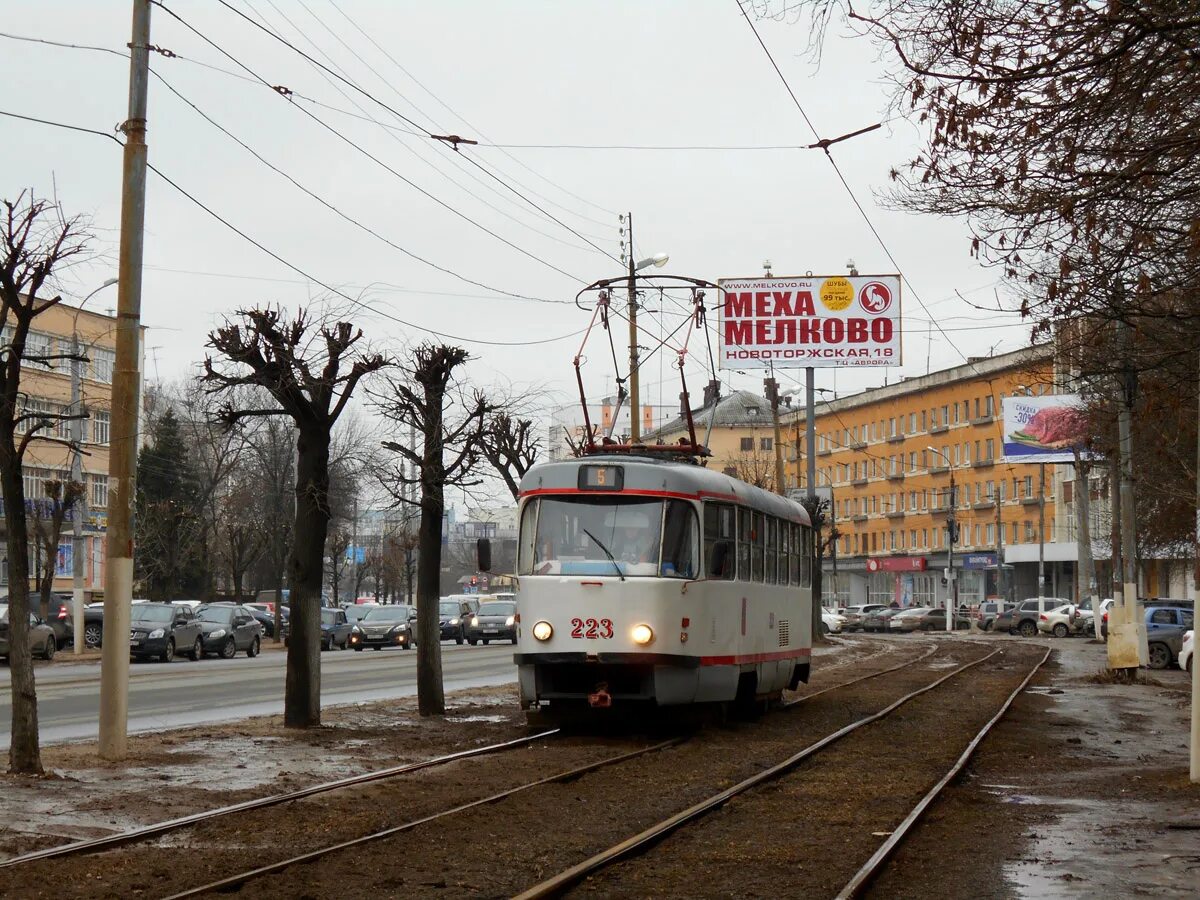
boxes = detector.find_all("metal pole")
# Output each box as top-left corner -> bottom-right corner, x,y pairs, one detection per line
1073,451 -> 1099,639
806,367 -> 818,636
626,213 -> 640,444
766,370 -> 785,494
994,476 -> 1004,603
947,468 -> 956,633
1038,462 -> 1046,597
70,335 -> 86,655
1117,323 -> 1138,607
1191,347 -> 1199,782
99,0 -> 151,760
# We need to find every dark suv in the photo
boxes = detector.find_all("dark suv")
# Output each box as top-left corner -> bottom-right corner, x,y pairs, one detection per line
129,602 -> 204,662
994,597 -> 1073,637
439,598 -> 474,644
975,601 -> 1014,632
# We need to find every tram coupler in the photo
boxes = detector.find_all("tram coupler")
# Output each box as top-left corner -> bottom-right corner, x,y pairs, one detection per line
588,682 -> 613,708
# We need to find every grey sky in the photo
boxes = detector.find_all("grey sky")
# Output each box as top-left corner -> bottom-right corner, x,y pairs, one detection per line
2,1 -> 1027,429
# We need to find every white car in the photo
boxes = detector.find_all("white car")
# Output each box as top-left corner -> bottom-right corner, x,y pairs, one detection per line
1037,604 -> 1091,638
821,610 -> 845,635
1180,630 -> 1193,674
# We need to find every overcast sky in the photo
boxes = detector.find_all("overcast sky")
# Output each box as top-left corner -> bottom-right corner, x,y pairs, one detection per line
2,1 -> 1029,443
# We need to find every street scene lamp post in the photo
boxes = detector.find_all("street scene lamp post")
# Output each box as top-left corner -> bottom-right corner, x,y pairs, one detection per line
928,445 -> 956,633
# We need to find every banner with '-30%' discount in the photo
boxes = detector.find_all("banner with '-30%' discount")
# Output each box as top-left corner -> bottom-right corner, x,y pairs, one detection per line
717,274 -> 902,369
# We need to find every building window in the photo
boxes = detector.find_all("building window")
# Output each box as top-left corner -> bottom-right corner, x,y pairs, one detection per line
740,437 -> 753,452
760,436 -> 772,451
1024,475 -> 1033,498
92,410 -> 110,445
986,438 -> 995,460
91,347 -> 116,383
1025,520 -> 1035,541
908,412 -> 916,433
985,395 -> 994,416
23,331 -> 54,368
91,474 -> 108,509
986,523 -> 995,544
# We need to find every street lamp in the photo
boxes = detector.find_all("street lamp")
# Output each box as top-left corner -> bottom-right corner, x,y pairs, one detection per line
1017,385 -> 1048,598
927,445 -> 957,634
69,277 -> 118,654
623,211 -> 668,443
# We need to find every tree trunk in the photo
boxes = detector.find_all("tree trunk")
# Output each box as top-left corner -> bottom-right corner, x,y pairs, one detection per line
284,425 -> 331,728
38,535 -> 54,622
272,551 -> 285,643
2,442 -> 43,774
416,389 -> 447,716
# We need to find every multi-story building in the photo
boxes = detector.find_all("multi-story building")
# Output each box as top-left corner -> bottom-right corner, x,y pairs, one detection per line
1,301 -> 124,596
547,398 -> 675,460
651,347 -> 1081,608
645,383 -> 778,482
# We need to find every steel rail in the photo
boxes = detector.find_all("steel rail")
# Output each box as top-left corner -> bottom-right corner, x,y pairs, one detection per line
162,737 -> 686,900
835,645 -> 1053,899
782,641 -> 940,708
0,729 -> 559,869
512,646 -> 1003,900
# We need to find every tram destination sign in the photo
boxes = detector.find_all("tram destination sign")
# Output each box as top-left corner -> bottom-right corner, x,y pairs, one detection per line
717,274 -> 902,369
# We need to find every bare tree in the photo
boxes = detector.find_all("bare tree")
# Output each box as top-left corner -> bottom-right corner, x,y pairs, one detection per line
214,467 -> 270,600
479,412 -> 541,500
30,479 -> 85,620
0,193 -> 89,774
204,306 -> 386,728
374,344 -> 495,715
732,447 -> 776,490
244,410 -> 295,639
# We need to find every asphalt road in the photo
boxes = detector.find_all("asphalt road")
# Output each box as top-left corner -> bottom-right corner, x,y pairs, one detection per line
0,642 -> 518,749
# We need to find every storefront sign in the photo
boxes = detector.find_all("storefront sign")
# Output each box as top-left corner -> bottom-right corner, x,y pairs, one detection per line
961,553 -> 998,569
866,556 -> 927,573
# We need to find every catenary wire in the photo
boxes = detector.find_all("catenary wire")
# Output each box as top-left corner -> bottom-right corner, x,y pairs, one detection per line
154,1 -> 588,285
0,108 -> 585,348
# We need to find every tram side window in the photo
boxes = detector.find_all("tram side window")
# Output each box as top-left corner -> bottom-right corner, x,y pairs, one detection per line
752,512 -> 765,582
790,523 -> 801,586
764,517 -> 778,584
737,507 -> 752,582
703,502 -> 736,580
799,525 -> 813,587
661,500 -> 699,579
777,520 -> 787,585
517,499 -> 539,575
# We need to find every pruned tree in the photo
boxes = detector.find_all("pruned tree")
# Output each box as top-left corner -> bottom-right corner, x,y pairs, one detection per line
374,344 -> 495,716
732,446 -> 776,490
0,192 -> 90,774
204,306 -> 387,728
30,479 -> 86,621
479,412 -> 541,500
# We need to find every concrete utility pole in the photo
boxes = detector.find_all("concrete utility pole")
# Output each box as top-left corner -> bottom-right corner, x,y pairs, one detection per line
947,467 -> 958,632
1191,348 -> 1199,782
69,338 -> 87,654
1072,451 -> 1100,639
1038,462 -> 1047,596
99,0 -> 151,760
626,212 -> 641,444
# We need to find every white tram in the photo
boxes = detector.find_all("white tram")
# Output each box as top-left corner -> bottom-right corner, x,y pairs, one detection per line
508,454 -> 815,714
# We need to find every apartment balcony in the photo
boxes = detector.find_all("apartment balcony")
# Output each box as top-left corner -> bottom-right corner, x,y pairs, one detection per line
851,477 -> 869,487
972,458 -> 995,469
850,440 -> 867,450
929,424 -> 949,434
928,465 -> 949,475
886,510 -> 906,519
887,472 -> 905,482
851,514 -> 869,523
971,415 -> 995,426
973,500 -> 996,510
1021,496 -> 1042,506
887,433 -> 905,444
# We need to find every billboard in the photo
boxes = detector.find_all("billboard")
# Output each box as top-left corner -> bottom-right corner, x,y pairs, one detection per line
717,274 -> 901,369
1002,394 -> 1091,463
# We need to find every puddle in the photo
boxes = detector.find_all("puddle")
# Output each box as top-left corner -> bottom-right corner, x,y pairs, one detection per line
447,714 -> 510,724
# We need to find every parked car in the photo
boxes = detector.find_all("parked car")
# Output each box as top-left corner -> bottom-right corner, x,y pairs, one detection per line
465,600 -> 517,645
1037,604 -> 1091,638
440,598 -> 475,643
820,610 -> 845,635
194,604 -> 263,658
281,607 -> 353,650
1143,606 -> 1194,669
842,604 -> 889,632
861,608 -> 902,633
974,601 -> 1014,632
0,605 -> 57,660
442,593 -> 482,621
244,605 -> 285,639
128,602 -> 204,662
352,604 -> 417,650
891,607 -> 971,632
994,597 -> 1074,637
1179,631 -> 1193,674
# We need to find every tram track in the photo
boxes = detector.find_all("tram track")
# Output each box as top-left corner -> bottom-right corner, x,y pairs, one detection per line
0,638 -> 967,899
144,641 -> 972,899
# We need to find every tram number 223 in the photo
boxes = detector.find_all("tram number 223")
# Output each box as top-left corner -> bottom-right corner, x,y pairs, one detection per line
570,617 -> 614,639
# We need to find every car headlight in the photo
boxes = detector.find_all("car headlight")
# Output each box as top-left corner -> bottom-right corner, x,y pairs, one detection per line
505,616 -> 515,627
148,628 -> 165,639
351,625 -> 362,634
532,620 -> 553,641
631,624 -> 654,645
470,617 -> 479,627
449,618 -> 460,626
210,629 -> 226,639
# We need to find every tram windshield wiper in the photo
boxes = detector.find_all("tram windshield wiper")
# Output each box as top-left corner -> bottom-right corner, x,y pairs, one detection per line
582,528 -> 625,581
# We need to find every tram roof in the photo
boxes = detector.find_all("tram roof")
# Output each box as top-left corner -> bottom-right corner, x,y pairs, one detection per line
519,454 -> 812,526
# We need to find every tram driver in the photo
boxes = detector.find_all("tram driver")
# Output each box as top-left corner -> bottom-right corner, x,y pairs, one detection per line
612,511 -> 657,565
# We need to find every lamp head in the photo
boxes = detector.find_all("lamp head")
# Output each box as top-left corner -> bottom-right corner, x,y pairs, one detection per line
634,252 -> 669,271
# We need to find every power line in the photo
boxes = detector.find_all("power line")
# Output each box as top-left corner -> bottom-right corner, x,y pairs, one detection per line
0,108 -> 585,348
149,67 -> 572,305
208,0 -> 618,262
155,0 -> 588,284
734,0 -> 980,370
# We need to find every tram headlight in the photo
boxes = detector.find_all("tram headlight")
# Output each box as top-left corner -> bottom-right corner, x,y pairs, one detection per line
532,620 -> 553,641
631,624 -> 654,646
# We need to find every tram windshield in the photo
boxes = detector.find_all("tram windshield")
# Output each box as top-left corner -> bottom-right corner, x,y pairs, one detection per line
520,496 -> 698,578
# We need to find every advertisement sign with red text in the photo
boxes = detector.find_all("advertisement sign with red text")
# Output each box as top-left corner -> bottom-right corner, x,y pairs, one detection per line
1001,394 -> 1093,464
717,274 -> 902,369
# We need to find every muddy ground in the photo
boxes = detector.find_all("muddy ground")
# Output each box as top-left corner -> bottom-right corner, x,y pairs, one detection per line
1,635 -> 1196,898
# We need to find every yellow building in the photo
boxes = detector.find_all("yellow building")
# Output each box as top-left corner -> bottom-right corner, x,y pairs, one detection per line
2,301 -> 123,596
653,346 -> 1068,608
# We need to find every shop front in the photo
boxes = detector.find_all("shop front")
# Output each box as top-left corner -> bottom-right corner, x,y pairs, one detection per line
864,557 -> 935,608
